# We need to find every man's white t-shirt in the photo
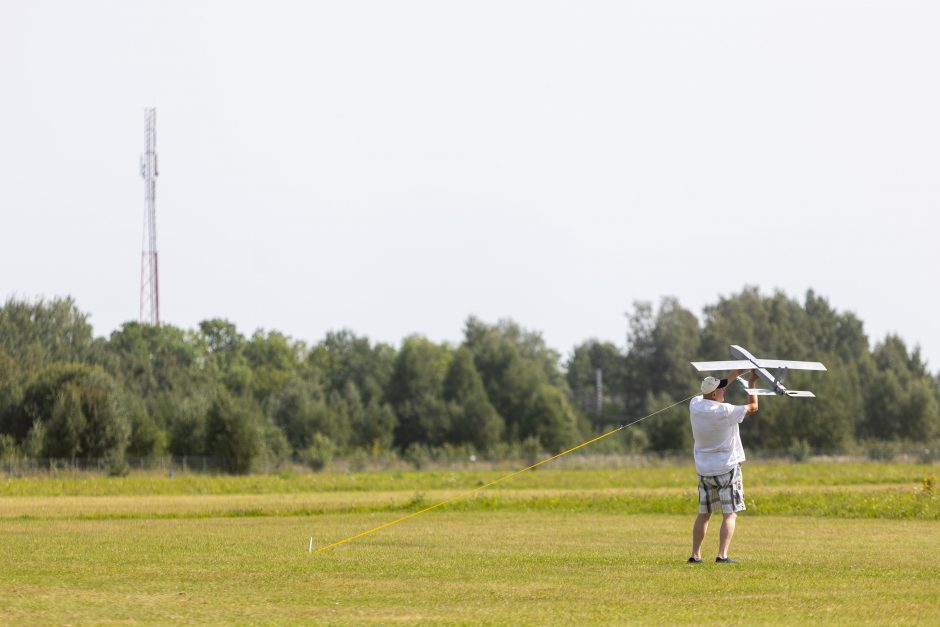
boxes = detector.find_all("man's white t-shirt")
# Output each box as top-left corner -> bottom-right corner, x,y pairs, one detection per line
689,395 -> 748,477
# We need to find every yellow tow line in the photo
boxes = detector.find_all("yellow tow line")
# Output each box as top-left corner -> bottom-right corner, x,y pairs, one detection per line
316,394 -> 695,553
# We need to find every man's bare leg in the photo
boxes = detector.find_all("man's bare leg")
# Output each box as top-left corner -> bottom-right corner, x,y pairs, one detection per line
718,512 -> 736,559
691,512 -> 711,559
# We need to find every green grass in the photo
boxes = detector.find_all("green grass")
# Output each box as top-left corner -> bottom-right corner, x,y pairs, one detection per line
1,514 -> 938,624
2,461 -> 934,495
1,462 -> 938,624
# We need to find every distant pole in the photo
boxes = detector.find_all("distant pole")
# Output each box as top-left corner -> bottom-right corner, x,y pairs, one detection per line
595,368 -> 603,415
139,108 -> 160,325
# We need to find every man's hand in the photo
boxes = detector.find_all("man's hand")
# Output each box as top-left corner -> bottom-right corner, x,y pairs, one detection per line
748,371 -> 758,385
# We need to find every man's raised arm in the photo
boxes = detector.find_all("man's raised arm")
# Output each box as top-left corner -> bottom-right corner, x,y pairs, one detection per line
745,371 -> 759,416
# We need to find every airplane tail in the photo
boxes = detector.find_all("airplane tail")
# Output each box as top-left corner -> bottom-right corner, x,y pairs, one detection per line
737,376 -> 815,398
785,390 -> 816,398
742,388 -> 815,397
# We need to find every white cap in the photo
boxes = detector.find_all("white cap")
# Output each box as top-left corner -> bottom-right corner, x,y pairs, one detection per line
701,376 -> 728,395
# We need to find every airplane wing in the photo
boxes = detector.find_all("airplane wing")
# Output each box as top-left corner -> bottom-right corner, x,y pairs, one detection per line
689,360 -> 755,371
754,359 -> 827,371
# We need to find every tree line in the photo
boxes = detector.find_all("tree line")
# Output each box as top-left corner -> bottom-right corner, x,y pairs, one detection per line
1,288 -> 937,472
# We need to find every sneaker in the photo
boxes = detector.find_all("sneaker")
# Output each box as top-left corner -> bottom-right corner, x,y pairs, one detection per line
687,557 -> 703,564
715,557 -> 737,564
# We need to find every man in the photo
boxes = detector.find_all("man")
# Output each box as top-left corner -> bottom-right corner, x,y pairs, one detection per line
687,369 -> 759,564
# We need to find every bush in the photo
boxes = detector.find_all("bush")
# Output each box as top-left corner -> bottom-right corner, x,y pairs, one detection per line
404,442 -> 433,469
788,438 -> 813,463
107,455 -> 129,477
0,433 -> 18,462
301,433 -> 335,472
485,441 -> 519,461
347,448 -> 370,472
622,428 -> 649,454
262,420 -> 291,469
22,421 -> 45,458
917,441 -> 940,464
521,435 -> 543,466
865,439 -> 903,461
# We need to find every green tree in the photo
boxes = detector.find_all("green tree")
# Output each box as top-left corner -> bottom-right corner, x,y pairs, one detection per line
0,297 -> 98,371
862,370 -> 905,440
861,337 -> 939,442
566,340 -> 626,426
167,396 -> 211,456
900,378 -> 939,442
462,317 -> 571,443
308,330 -> 396,406
623,298 -> 700,446
443,347 -> 503,450
102,322 -> 213,458
623,302 -> 656,416
643,390 -> 692,453
244,330 -> 304,404
522,384 -> 579,453
16,364 -> 130,461
124,394 -> 167,459
103,322 -> 206,398
803,290 -> 869,362
44,385 -> 86,459
0,348 -> 24,438
266,376 -> 338,452
650,298 -> 701,400
350,398 -> 398,451
205,389 -> 266,474
387,336 -> 452,448
199,319 -> 252,394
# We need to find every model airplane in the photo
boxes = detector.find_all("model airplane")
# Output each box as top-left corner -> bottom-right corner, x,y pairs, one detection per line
691,344 -> 827,398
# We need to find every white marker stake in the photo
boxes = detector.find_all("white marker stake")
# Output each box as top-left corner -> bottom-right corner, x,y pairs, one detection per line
308,537 -> 313,553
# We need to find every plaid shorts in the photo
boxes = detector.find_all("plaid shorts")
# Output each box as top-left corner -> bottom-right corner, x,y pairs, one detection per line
698,465 -> 745,515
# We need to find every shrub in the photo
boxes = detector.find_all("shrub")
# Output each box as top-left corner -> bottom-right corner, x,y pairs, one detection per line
404,442 -> 432,469
865,439 -> 902,461
347,448 -> 369,472
521,435 -> 543,466
301,433 -> 335,472
622,427 -> 649,454
0,433 -> 18,462
788,438 -> 813,463
917,441 -> 940,464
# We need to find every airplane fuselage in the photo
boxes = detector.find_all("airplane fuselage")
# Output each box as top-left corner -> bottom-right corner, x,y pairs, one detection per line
729,344 -> 787,395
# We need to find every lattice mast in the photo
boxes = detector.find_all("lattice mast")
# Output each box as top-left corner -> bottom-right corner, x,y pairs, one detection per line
139,108 -> 160,325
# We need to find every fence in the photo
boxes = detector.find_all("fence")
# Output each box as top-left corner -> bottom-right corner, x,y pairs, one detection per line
0,456 -> 269,477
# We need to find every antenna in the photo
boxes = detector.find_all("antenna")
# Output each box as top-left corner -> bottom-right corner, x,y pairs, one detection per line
139,108 -> 160,325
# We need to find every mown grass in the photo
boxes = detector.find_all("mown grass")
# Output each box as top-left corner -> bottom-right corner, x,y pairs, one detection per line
2,463 -> 936,521
1,513 -> 938,624
1,483 -> 937,522
1,462 -> 938,624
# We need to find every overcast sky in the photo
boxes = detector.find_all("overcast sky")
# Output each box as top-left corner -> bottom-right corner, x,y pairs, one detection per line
2,1 -> 938,368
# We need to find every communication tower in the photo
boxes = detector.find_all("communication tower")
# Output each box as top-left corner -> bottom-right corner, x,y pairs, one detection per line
139,108 -> 160,325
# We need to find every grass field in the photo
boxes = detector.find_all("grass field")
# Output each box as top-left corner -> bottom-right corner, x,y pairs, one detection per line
1,462 -> 938,624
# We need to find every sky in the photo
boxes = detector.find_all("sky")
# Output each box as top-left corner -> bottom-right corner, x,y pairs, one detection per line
2,1 -> 938,369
